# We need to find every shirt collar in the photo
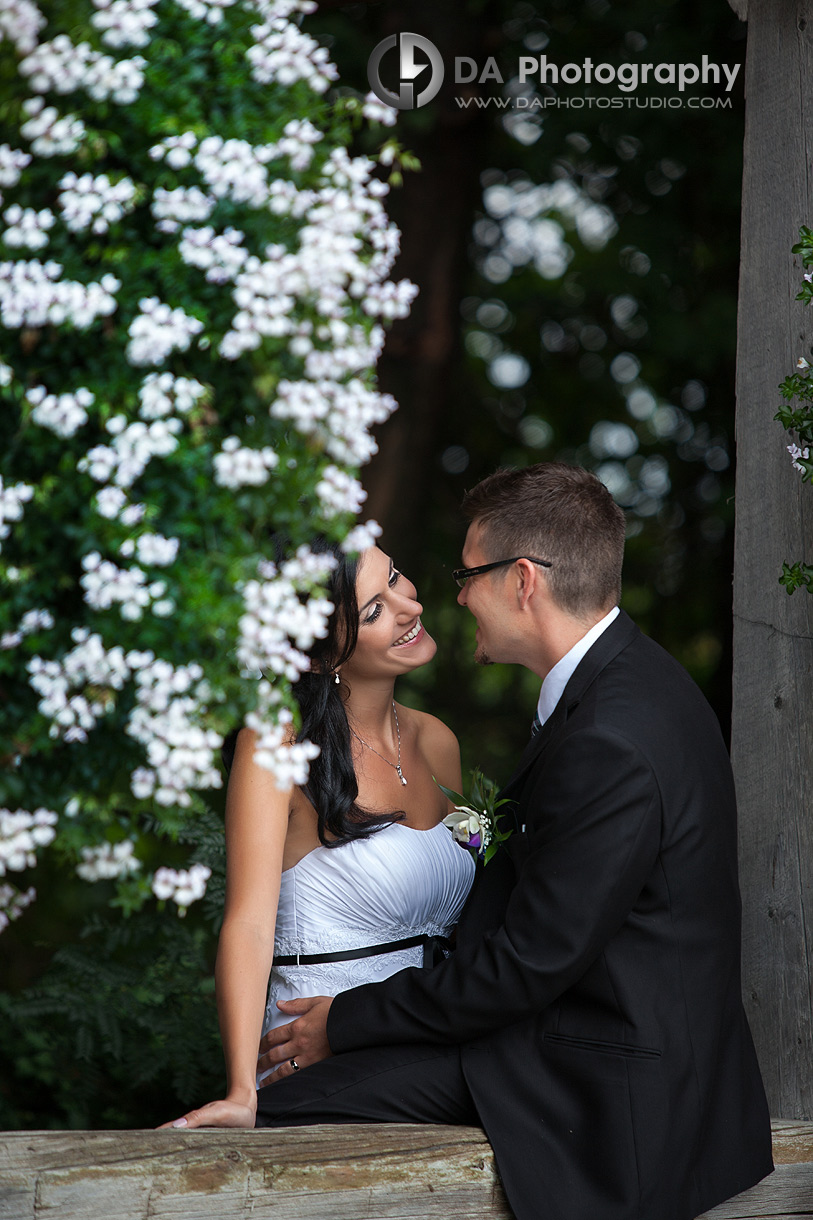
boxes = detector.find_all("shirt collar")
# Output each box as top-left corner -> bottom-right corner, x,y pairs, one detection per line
536,605 -> 620,727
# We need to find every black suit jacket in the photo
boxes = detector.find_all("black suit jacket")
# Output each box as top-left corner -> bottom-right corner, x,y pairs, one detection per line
327,612 -> 773,1220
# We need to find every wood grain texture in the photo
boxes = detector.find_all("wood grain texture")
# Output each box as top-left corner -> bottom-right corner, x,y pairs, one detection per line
0,1125 -> 512,1220
731,0 -> 813,1121
2,1122 -> 812,1220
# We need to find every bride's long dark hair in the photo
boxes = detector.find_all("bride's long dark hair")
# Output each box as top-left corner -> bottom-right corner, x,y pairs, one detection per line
223,538 -> 401,846
293,539 -> 401,847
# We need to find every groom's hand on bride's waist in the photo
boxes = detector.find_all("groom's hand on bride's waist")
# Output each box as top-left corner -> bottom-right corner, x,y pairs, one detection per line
257,995 -> 333,1084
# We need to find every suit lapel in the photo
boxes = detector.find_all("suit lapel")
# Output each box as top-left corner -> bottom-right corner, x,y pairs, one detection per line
499,609 -> 639,798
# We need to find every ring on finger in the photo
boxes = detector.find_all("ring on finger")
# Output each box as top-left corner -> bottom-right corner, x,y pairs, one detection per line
290,1059 -> 300,1071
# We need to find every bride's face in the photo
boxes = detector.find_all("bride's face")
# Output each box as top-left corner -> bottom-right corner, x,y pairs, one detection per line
341,546 -> 437,682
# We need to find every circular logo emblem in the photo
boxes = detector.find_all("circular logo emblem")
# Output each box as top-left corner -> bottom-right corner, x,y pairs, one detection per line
367,33 -> 445,111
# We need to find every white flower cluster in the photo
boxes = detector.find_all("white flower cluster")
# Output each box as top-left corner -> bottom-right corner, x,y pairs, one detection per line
788,442 -> 811,472
76,838 -> 140,881
126,659 -> 223,806
126,296 -> 204,366
236,546 -> 336,681
300,320 -> 385,380
247,14 -> 337,93
20,36 -> 146,105
0,882 -> 36,933
93,486 -> 145,524
1,607 -> 54,651
28,383 -> 94,437
213,142 -> 407,372
92,0 -> 159,48
0,145 -> 32,189
341,518 -> 382,554
149,132 -> 197,170
138,372 -> 206,419
194,136 -> 275,206
0,475 -> 34,550
80,551 -> 171,620
270,377 -> 397,465
269,118 -> 323,171
267,178 -> 313,217
361,92 -> 398,127
245,705 -> 320,789
179,225 -> 248,283
219,247 -> 301,359
362,278 -> 418,320
151,862 -> 211,911
315,464 -> 366,518
151,186 -> 215,235
0,0 -> 45,56
173,0 -> 236,23
58,172 -> 138,234
151,135 -> 275,207
2,205 -> 55,251
0,807 -> 58,875
213,436 -> 278,487
0,259 -> 119,329
120,532 -> 179,566
80,414 -> 182,486
28,628 -> 130,742
20,99 -> 86,157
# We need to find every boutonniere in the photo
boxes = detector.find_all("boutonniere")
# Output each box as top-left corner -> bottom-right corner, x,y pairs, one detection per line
438,768 -> 514,865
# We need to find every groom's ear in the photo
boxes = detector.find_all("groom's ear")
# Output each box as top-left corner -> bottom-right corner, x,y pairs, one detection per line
514,558 -> 539,609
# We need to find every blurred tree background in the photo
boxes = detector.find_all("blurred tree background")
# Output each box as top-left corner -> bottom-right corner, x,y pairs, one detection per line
1,0 -> 746,1130
326,0 -> 746,777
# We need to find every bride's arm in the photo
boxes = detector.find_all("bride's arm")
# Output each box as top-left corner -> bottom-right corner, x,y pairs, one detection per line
159,728 -> 289,1129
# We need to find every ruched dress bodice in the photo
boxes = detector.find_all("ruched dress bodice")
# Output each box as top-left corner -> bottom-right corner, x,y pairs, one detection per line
261,820 -> 474,1050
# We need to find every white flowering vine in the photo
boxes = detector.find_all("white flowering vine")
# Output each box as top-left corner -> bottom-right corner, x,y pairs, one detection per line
0,0 -> 416,927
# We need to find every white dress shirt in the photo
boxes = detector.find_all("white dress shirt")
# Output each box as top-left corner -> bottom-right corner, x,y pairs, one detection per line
535,605 -> 620,728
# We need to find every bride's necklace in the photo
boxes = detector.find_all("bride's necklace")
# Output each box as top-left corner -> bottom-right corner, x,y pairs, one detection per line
349,700 -> 407,786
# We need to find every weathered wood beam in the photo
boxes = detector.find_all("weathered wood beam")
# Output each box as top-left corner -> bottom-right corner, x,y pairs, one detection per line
731,0 -> 813,1120
0,1125 -> 510,1220
0,1121 -> 811,1220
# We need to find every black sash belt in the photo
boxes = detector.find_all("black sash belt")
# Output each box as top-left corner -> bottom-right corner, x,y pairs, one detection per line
274,933 -> 452,970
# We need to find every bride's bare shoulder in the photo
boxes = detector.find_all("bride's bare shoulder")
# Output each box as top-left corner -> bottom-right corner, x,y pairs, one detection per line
397,705 -> 461,783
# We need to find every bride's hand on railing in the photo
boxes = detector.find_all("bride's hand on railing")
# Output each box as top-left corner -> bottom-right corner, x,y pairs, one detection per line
157,1092 -> 257,1130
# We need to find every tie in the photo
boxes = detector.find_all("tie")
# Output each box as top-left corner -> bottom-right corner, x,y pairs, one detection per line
531,710 -> 542,735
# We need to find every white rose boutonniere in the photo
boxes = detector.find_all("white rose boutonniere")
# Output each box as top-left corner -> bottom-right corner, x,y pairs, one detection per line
438,768 -> 514,864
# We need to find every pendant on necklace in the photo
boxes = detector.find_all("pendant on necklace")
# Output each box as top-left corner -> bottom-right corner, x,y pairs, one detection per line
396,766 -> 407,786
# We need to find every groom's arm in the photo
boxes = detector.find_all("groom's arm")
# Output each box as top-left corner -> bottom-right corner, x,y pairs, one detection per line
331,725 -> 660,1051
260,723 -> 660,1073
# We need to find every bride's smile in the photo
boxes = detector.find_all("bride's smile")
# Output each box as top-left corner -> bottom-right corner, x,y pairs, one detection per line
392,619 -> 424,647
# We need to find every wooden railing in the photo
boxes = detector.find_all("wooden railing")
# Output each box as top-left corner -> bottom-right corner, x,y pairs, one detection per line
1,1120 -> 811,1219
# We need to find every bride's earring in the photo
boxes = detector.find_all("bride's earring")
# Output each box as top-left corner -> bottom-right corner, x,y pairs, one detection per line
334,671 -> 341,685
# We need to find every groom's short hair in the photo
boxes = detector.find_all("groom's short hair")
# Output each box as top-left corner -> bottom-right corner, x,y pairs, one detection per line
462,463 -> 625,618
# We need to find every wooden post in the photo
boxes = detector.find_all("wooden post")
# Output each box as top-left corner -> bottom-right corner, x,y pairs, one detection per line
731,0 -> 813,1119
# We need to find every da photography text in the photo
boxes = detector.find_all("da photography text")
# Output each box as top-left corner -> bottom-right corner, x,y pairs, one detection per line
367,33 -> 742,112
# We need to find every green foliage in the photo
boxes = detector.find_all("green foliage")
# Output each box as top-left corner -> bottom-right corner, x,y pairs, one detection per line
0,802 -> 227,1129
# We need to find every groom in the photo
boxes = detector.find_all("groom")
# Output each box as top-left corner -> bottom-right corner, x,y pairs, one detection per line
253,463 -> 773,1220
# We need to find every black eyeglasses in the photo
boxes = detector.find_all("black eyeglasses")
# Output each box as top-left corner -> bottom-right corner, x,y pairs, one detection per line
452,557 -> 552,589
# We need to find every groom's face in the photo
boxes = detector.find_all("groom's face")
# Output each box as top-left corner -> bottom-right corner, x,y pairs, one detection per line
457,522 -> 511,666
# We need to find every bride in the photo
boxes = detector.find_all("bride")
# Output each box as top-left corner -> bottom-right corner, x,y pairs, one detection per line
161,541 -> 475,1129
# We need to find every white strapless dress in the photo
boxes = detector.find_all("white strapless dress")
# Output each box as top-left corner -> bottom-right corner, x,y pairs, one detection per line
260,820 -> 474,1051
